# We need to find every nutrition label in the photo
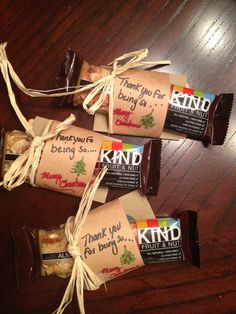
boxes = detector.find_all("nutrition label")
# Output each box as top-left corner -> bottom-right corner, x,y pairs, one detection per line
165,104 -> 208,138
96,143 -> 143,189
140,239 -> 184,263
97,161 -> 140,189
165,86 -> 215,138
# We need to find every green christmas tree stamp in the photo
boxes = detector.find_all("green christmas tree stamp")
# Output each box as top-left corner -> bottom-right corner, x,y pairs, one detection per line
70,159 -> 87,176
140,110 -> 155,129
120,245 -> 135,265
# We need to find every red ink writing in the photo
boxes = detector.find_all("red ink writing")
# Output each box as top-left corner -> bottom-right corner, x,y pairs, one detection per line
115,119 -> 141,129
40,172 -> 86,190
113,108 -> 133,121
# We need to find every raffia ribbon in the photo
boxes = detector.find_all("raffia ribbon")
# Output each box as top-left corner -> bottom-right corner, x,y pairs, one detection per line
0,114 -> 76,190
0,42 -> 170,133
53,167 -> 107,314
0,45 -> 76,190
0,43 -> 110,313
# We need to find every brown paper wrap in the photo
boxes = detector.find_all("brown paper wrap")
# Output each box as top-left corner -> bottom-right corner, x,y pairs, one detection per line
113,70 -> 170,137
11,191 -> 152,287
35,121 -> 103,197
93,72 -> 187,140
1,118 -> 162,201
37,199 -> 144,282
77,199 -> 144,282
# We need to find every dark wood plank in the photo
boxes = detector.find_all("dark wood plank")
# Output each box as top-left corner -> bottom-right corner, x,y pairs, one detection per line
0,1 -> 235,313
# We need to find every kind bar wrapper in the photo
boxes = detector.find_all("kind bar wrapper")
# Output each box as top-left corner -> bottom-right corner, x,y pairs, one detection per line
0,119 -> 104,200
38,225 -> 73,278
165,86 -> 233,145
12,199 -> 144,287
0,123 -> 161,196
55,49 -> 83,106
55,50 -> 233,145
1,130 -> 32,177
11,207 -> 199,288
132,210 -> 200,267
96,139 -> 161,195
96,141 -> 144,189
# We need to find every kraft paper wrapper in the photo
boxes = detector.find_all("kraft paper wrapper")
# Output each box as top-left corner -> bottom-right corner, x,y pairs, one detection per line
93,72 -> 188,140
113,70 -> 170,137
119,190 -> 155,221
33,117 -> 109,203
78,199 -> 144,282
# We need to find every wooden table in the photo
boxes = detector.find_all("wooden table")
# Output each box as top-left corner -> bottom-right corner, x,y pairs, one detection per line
0,1 -> 235,313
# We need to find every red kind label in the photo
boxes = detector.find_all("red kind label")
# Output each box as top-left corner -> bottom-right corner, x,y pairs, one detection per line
112,70 -> 170,137
35,121 -> 103,197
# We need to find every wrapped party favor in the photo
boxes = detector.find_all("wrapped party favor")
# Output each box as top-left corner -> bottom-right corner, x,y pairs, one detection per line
12,201 -> 199,288
0,117 -> 161,199
55,50 -> 233,145
11,174 -> 199,314
12,199 -> 144,288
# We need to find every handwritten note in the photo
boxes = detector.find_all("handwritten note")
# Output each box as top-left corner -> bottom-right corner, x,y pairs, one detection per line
78,199 -> 144,282
113,70 -> 170,137
35,122 -> 103,197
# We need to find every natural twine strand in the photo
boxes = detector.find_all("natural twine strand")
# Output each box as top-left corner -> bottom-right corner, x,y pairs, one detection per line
0,42 -> 170,133
0,43 -> 76,190
0,114 -> 76,190
53,167 -> 107,314
0,42 -> 110,313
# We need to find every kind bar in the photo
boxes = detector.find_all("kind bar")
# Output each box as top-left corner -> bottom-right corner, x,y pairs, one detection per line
12,227 -> 41,288
55,50 -> 233,145
55,49 -> 110,112
55,49 -> 83,106
165,86 -> 233,146
0,123 -> 103,199
38,225 -> 73,278
0,125 -> 161,196
96,139 -> 161,194
132,210 -> 200,267
0,129 -> 32,176
11,209 -> 199,287
11,199 -> 145,287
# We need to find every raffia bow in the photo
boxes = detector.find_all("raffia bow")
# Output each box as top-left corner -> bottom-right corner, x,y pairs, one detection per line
0,42 -> 77,190
81,49 -> 170,133
0,114 -> 76,190
0,43 -> 170,133
53,167 -> 107,314
0,43 -> 112,313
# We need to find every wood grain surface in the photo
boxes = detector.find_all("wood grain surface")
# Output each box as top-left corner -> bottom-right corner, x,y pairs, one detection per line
0,1 -> 235,313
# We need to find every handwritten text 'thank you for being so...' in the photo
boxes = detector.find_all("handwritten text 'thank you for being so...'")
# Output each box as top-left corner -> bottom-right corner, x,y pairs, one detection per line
81,221 -> 134,259
113,75 -> 167,128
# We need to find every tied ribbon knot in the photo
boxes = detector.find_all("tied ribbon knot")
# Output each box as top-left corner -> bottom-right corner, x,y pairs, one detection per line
81,49 -> 170,133
53,168 -> 107,314
31,136 -> 44,148
67,243 -> 81,258
0,42 -> 76,190
0,43 -> 170,313
0,43 -> 170,134
0,114 -> 76,190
